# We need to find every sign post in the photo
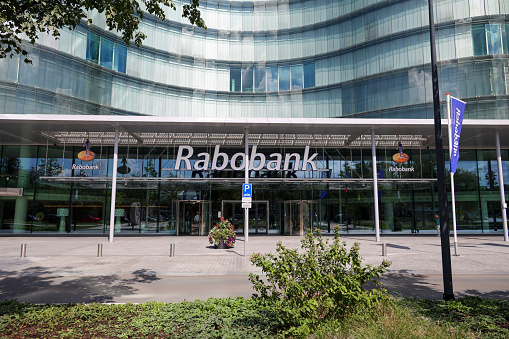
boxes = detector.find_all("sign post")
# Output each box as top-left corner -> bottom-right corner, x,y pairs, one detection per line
244,129 -> 250,257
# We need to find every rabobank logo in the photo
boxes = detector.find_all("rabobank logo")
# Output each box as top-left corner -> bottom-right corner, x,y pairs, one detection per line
392,152 -> 409,163
392,142 -> 409,164
77,138 -> 95,161
77,150 -> 95,161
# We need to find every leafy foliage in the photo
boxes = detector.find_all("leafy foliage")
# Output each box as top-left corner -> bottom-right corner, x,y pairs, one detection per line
0,0 -> 206,63
208,217 -> 237,247
1,296 -> 507,338
249,226 -> 391,337
405,296 -> 509,338
0,298 -> 279,338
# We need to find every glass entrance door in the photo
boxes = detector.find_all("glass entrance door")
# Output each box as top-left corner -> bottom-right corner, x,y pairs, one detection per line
280,200 -> 317,235
177,200 -> 211,235
221,200 -> 269,234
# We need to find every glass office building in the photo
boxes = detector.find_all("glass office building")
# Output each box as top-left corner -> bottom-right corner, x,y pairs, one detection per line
1,0 -> 509,236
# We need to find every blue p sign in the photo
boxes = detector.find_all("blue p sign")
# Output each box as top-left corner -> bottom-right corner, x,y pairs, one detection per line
242,184 -> 252,198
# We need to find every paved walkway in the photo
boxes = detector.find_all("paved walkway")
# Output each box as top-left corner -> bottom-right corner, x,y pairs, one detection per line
0,235 -> 508,303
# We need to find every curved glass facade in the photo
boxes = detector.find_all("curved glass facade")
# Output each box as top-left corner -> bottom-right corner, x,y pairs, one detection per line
1,139 -> 508,235
1,0 -> 509,236
1,0 -> 509,119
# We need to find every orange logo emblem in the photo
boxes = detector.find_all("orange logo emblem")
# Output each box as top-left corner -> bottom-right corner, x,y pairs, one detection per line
392,153 -> 409,163
78,150 -> 95,161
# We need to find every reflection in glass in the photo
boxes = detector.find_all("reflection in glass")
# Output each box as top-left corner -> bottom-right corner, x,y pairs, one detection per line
86,32 -> 100,63
304,62 -> 315,88
242,66 -> 254,92
291,64 -> 303,89
279,65 -> 290,90
267,67 -> 278,91
100,38 -> 114,69
472,24 -> 487,56
230,67 -> 241,91
114,44 -> 127,73
254,66 -> 266,92
487,24 -> 502,55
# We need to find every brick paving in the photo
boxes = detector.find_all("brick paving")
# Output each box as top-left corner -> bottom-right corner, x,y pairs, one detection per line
0,234 -> 508,302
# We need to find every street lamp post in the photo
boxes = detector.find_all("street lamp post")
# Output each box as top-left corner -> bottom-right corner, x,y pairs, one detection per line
427,0 -> 454,301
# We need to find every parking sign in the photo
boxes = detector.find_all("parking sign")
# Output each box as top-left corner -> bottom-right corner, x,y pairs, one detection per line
242,184 -> 252,198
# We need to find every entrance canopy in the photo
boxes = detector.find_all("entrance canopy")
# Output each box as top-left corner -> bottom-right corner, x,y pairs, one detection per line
1,114 -> 509,149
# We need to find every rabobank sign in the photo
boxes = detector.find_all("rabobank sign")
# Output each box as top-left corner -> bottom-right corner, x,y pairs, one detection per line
174,145 -> 319,171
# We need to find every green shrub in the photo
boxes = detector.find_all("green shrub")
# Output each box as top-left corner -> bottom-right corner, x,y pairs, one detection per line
249,226 -> 391,337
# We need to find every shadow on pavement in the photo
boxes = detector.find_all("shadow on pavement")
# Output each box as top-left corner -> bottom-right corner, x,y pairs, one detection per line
376,271 -> 443,300
375,270 -> 509,300
0,267 -> 161,304
459,289 -> 509,299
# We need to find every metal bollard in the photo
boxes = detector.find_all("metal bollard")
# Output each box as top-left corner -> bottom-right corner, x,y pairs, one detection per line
97,244 -> 103,257
169,244 -> 175,257
381,243 -> 387,256
20,244 -> 27,257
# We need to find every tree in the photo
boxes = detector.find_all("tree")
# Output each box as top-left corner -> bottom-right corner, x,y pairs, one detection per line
0,0 -> 206,63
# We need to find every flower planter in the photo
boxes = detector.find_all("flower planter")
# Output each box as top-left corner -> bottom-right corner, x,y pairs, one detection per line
209,217 -> 236,249
216,239 -> 227,249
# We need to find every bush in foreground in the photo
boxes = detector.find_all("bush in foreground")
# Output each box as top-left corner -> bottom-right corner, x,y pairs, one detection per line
249,227 -> 391,337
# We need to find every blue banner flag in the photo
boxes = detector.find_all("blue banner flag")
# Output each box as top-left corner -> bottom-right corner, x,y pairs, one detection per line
450,96 -> 466,174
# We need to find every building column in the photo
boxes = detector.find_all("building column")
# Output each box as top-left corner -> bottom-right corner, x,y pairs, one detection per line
371,129 -> 380,241
13,146 -> 31,233
109,126 -> 119,242
495,130 -> 509,241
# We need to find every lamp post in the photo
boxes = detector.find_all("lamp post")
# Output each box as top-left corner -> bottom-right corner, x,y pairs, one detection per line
427,0 -> 454,301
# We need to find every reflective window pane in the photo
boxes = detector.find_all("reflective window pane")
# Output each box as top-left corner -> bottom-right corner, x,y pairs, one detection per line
86,32 -> 100,63
242,66 -> 254,92
254,66 -> 266,92
100,38 -> 114,69
279,66 -> 290,91
114,44 -> 127,73
487,24 -> 502,55
230,67 -> 241,91
267,67 -> 278,91
291,64 -> 303,89
304,62 -> 315,88
472,24 -> 487,56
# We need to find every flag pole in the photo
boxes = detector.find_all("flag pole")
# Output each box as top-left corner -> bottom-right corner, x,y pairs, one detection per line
447,93 -> 459,256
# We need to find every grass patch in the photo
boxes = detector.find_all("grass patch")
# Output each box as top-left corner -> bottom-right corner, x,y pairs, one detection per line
0,296 -> 508,338
402,296 -> 509,338
0,298 -> 278,339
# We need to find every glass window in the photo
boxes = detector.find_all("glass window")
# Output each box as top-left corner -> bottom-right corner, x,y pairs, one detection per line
503,25 -> 509,54
114,44 -> 127,73
304,62 -> 315,88
100,38 -> 114,69
86,32 -> 100,63
254,66 -> 266,92
279,66 -> 290,91
487,24 -> 502,54
267,67 -> 278,92
472,24 -> 487,56
230,67 -> 241,92
291,64 -> 303,89
242,66 -> 254,92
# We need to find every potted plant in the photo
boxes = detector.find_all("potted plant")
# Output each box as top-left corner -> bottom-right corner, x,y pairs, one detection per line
208,217 -> 236,249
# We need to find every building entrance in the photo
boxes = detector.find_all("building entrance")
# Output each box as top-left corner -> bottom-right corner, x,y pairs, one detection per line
176,200 -> 211,235
221,200 -> 269,234
279,200 -> 319,236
